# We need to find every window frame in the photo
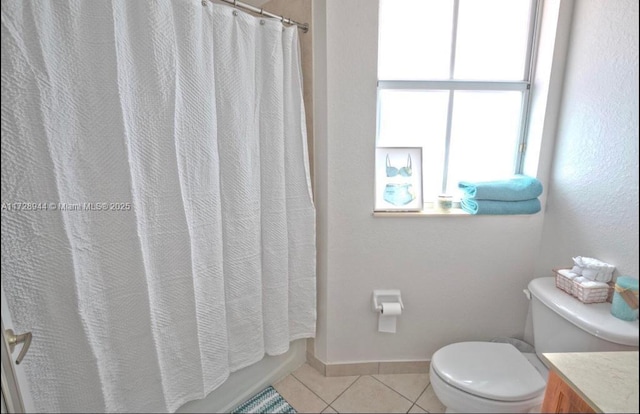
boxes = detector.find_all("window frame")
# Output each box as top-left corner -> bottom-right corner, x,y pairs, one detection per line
375,0 -> 542,203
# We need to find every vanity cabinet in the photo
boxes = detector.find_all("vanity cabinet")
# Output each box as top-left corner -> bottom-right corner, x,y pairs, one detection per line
541,370 -> 595,413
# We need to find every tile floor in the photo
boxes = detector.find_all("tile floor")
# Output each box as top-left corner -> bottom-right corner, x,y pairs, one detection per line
273,363 -> 446,413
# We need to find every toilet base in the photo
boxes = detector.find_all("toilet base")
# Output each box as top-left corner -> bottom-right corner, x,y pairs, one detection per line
444,407 -> 542,414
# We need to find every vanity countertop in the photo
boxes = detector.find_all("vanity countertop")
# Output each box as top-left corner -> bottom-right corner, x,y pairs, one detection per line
541,351 -> 639,413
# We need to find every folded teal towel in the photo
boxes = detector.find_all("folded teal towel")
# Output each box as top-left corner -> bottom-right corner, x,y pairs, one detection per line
458,175 -> 543,201
461,197 -> 541,215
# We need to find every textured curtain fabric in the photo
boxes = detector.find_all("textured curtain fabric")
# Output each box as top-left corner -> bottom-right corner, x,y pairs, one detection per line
0,1 -> 315,412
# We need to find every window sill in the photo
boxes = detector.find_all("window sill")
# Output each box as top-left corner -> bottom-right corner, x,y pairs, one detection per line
373,207 -> 470,217
373,201 -> 471,217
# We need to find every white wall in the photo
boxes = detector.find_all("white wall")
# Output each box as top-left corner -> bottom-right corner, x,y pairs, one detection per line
312,0 -> 571,364
534,0 -> 639,279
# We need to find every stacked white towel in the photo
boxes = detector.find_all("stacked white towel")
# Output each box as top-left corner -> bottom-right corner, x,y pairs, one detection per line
570,256 -> 615,283
557,269 -> 579,280
573,276 -> 609,289
558,269 -> 608,292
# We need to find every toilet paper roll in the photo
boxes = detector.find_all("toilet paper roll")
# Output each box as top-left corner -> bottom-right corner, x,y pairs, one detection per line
378,302 -> 402,333
381,302 -> 402,315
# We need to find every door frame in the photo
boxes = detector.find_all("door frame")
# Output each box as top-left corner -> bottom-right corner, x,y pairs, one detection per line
2,318 -> 25,413
1,287 -> 35,413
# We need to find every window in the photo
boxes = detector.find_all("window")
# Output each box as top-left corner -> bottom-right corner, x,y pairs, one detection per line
376,0 -> 539,208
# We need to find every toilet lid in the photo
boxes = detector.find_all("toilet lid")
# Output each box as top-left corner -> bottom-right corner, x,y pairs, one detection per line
432,342 -> 546,402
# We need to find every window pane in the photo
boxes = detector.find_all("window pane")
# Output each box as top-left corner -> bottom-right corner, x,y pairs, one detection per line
454,0 -> 532,80
377,89 -> 449,200
447,91 -> 523,195
378,0 -> 453,80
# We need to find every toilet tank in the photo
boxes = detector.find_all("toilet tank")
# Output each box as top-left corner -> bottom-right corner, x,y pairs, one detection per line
528,277 -> 639,354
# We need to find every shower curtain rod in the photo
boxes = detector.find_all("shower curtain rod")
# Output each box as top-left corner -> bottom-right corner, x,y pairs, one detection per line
210,0 -> 309,33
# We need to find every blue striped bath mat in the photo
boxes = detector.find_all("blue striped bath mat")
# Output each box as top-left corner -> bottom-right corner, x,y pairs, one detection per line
232,386 -> 296,413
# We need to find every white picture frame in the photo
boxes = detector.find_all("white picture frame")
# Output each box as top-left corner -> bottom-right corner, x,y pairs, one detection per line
375,147 -> 423,211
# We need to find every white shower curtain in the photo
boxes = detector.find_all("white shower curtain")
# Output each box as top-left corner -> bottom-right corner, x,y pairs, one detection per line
0,1 -> 315,412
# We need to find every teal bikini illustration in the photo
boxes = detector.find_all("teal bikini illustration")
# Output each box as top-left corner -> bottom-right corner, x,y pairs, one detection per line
383,153 -> 415,206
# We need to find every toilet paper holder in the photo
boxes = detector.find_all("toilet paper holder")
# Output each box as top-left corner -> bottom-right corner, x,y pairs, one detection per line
372,289 -> 404,313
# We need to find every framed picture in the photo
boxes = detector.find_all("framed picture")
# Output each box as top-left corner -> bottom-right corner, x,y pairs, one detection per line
375,147 -> 423,211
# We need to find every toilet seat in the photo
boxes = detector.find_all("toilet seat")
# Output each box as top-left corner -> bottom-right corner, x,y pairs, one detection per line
431,342 -> 546,401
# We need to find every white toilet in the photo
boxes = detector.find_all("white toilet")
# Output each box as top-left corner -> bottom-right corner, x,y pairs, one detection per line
429,277 -> 639,413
